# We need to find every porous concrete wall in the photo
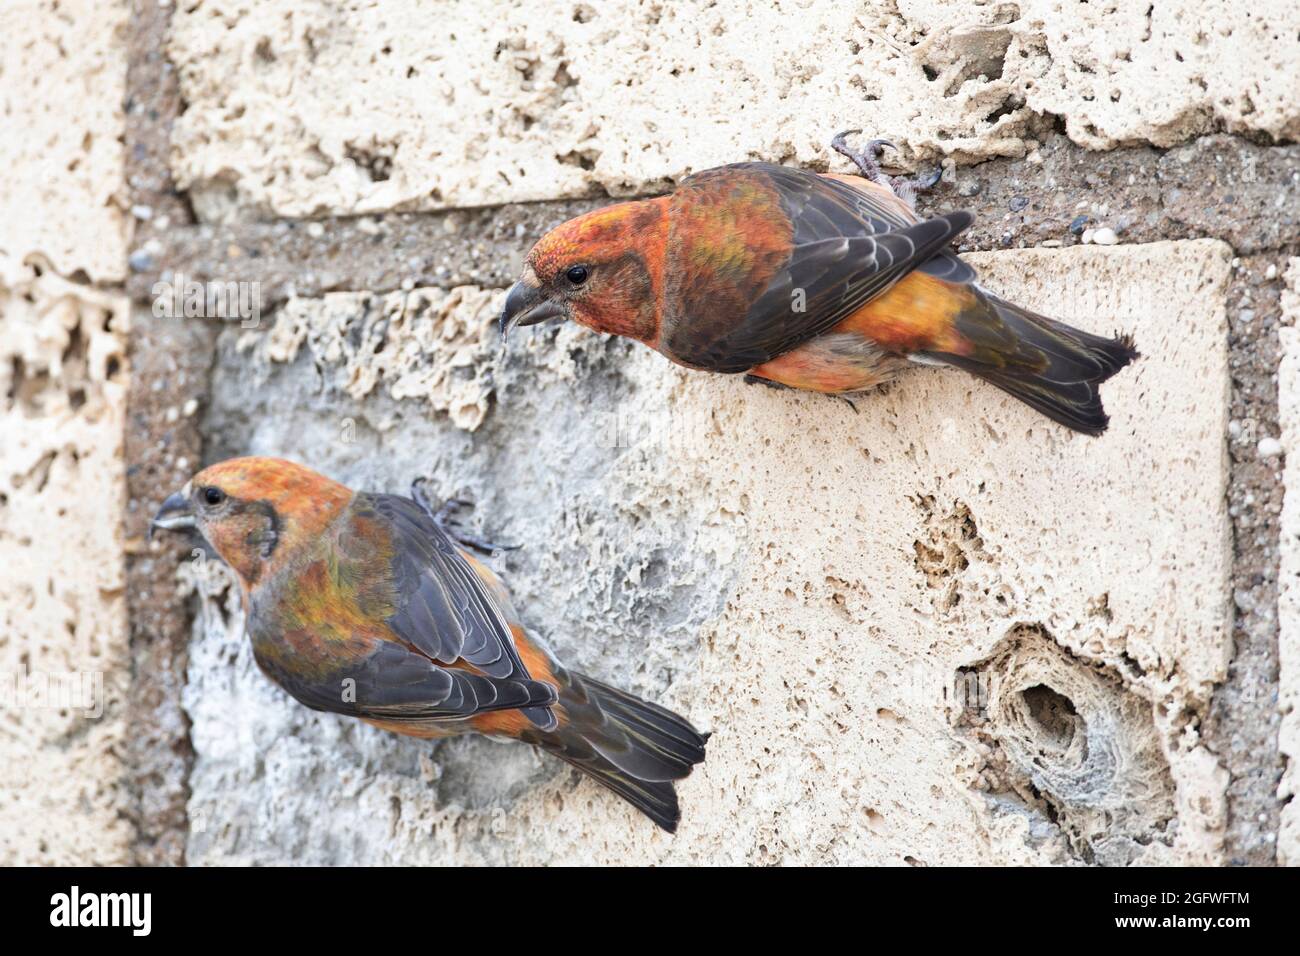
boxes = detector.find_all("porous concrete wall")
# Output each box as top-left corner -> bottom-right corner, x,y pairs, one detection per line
0,0 -> 133,864
184,240 -> 1233,864
2,0 -> 1298,865
167,0 -> 1299,217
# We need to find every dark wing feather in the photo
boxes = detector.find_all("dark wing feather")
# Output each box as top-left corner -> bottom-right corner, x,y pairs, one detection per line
362,493 -> 529,680
663,163 -> 974,372
356,493 -> 556,728
805,170 -> 977,285
256,638 -> 558,725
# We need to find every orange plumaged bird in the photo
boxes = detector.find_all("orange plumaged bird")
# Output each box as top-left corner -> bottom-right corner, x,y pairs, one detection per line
151,456 -> 707,832
501,132 -> 1138,435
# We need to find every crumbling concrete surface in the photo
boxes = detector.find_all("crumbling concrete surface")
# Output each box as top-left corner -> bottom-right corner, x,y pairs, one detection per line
0,0 -> 131,283
167,0 -> 1300,220
0,267 -> 132,865
0,0 -> 1296,867
0,0 -> 135,866
183,241 -> 1233,864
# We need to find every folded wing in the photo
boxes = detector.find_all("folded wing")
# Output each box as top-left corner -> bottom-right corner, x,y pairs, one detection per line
662,163 -> 974,372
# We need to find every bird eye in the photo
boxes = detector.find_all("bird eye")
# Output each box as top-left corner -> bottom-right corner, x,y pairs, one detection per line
564,265 -> 589,286
202,486 -> 226,507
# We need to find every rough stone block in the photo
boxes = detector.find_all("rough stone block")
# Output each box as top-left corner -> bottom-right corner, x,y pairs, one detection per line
251,285 -> 502,431
0,0 -> 130,282
185,239 -> 1232,864
0,264 -> 132,864
167,1 -> 1300,221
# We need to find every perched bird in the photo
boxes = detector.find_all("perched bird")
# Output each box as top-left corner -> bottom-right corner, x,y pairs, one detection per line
151,456 -> 707,832
501,131 -> 1138,435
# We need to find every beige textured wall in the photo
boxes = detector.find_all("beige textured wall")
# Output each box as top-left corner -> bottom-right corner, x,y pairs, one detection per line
184,241 -> 1232,864
168,0 -> 1299,218
0,0 -> 132,864
1,0 -> 131,283
1,0 -> 1296,865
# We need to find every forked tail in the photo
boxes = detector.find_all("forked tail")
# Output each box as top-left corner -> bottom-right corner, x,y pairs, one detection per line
525,668 -> 708,833
922,288 -> 1139,435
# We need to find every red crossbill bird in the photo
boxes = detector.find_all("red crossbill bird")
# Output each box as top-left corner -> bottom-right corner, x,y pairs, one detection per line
151,456 -> 707,832
501,131 -> 1138,435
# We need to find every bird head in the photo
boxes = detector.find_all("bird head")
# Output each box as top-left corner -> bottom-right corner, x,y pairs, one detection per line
150,456 -> 353,589
500,198 -> 667,346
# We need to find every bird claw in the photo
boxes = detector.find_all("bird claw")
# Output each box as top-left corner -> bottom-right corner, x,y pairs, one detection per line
831,130 -> 941,210
830,128 -> 863,154
830,130 -> 896,187
746,373 -> 859,412
888,166 -> 944,209
915,166 -> 943,191
411,479 -> 521,556
443,526 -> 523,558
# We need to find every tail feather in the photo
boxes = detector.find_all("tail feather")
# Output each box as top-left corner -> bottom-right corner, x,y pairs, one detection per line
547,751 -> 685,833
571,678 -> 707,764
923,289 -> 1139,436
526,670 -> 708,833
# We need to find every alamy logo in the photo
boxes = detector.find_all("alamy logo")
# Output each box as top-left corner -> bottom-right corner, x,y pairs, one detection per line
0,671 -> 102,718
49,886 -> 151,936
151,271 -> 261,328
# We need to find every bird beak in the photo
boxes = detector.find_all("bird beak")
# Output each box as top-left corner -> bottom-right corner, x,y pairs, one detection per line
149,490 -> 196,542
499,273 -> 567,341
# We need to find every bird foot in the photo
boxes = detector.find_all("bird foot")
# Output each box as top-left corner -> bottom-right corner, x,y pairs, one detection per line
830,129 -> 895,188
411,479 -> 521,556
887,167 -> 943,211
745,373 -> 858,412
830,130 -> 941,210
743,373 -> 791,391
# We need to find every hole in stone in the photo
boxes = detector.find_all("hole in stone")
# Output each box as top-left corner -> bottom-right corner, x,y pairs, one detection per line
8,356 -> 53,411
911,497 -> 982,608
557,150 -> 597,171
29,451 -> 57,493
554,61 -> 578,89
61,324 -> 87,368
924,28 -> 1011,95
985,99 -> 1019,125
953,625 -> 1177,865
1021,684 -> 1077,748
346,143 -> 393,182
5,356 -> 21,402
